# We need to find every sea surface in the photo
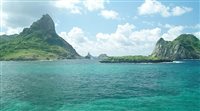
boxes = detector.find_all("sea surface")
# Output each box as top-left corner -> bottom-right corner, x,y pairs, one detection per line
0,60 -> 199,111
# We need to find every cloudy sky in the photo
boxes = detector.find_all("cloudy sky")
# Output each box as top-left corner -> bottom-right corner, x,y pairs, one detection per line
0,0 -> 199,56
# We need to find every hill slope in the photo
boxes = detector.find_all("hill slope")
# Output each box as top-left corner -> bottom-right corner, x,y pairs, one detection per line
0,14 -> 80,60
151,34 -> 200,60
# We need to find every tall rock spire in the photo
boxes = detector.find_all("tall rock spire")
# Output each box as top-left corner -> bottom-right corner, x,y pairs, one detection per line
30,14 -> 56,33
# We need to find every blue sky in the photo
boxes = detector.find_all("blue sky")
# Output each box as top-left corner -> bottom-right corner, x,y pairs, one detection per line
0,0 -> 200,56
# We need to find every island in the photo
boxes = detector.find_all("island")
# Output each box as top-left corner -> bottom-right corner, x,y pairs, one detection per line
100,34 -> 200,63
0,14 -> 81,61
100,56 -> 172,63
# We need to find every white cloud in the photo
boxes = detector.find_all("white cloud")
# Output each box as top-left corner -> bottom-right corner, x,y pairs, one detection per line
138,0 -> 170,17
60,23 -> 199,56
130,28 -> 161,42
162,25 -> 184,41
194,32 -> 200,39
59,27 -> 93,55
55,0 -> 81,14
59,23 -> 162,56
0,27 -> 23,35
116,23 -> 135,35
138,0 -> 192,17
95,24 -> 161,56
55,0 -> 108,14
60,27 -> 88,44
0,11 -> 23,35
100,10 -> 119,19
172,6 -> 192,16
0,32 -> 6,36
0,11 -> 8,28
4,27 -> 23,35
67,27 -> 88,43
83,0 -> 105,11
194,24 -> 200,29
97,23 -> 135,46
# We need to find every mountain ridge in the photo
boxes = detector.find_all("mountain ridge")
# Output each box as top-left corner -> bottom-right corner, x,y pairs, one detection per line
0,14 -> 81,61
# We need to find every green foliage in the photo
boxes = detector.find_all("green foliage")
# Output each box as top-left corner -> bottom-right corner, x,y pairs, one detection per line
1,49 -> 58,61
100,55 -> 172,63
0,14 -> 80,61
0,34 -> 18,43
151,34 -> 200,60
0,34 -> 77,60
174,34 -> 200,52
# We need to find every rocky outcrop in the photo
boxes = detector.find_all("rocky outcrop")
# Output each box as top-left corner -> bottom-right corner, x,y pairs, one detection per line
151,34 -> 200,60
85,53 -> 94,59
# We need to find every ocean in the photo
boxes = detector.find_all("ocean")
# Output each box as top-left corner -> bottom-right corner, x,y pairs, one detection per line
0,60 -> 199,111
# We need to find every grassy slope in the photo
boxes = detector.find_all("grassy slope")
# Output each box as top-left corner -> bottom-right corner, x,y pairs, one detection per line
1,49 -> 58,60
0,34 -> 73,60
0,14 -> 80,61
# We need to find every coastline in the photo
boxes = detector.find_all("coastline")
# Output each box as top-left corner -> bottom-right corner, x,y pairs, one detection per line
99,56 -> 174,63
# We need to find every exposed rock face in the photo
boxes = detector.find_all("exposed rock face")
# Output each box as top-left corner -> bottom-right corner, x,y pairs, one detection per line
0,14 -> 81,60
151,34 -> 200,60
20,14 -> 56,36
31,14 -> 55,33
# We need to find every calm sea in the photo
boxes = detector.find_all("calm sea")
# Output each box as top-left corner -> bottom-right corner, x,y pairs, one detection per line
0,60 -> 200,111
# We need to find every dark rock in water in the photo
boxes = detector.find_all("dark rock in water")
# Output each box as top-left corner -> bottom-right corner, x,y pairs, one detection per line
85,52 -> 94,59
151,34 -> 200,60
0,14 -> 81,61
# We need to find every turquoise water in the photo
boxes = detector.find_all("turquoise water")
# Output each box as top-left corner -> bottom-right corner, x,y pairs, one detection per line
0,60 -> 200,111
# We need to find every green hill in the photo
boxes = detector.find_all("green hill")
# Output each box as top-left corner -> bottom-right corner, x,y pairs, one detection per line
100,34 -> 200,63
0,14 -> 81,61
151,34 -> 200,60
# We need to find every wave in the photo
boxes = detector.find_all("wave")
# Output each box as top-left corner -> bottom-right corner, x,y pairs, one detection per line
172,61 -> 184,63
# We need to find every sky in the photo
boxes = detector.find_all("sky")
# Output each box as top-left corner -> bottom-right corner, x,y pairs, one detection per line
0,0 -> 200,56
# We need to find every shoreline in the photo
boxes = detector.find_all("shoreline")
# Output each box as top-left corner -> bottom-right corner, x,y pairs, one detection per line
0,59 -> 199,63
99,60 -> 173,63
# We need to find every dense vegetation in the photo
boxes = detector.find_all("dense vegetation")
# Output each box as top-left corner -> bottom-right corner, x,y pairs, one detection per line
0,14 -> 80,61
100,56 -> 172,63
151,34 -> 200,60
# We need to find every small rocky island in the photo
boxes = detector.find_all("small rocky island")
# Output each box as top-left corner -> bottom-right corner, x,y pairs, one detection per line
85,52 -> 95,59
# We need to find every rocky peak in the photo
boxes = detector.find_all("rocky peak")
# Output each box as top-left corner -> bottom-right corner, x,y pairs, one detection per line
156,38 -> 166,45
30,14 -> 55,33
151,34 -> 200,60
85,52 -> 94,59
